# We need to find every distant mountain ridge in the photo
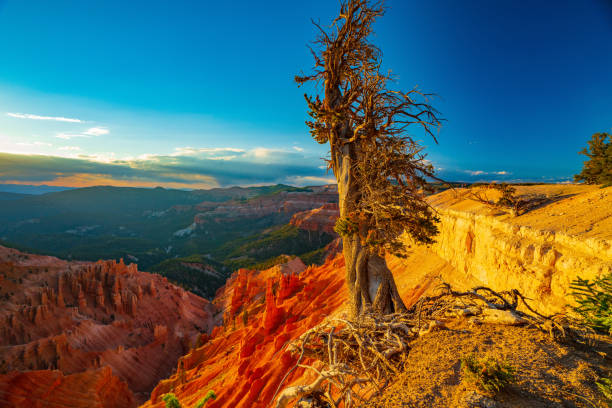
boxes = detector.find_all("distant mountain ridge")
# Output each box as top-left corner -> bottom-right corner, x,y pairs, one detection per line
0,192 -> 32,201
0,184 -> 74,195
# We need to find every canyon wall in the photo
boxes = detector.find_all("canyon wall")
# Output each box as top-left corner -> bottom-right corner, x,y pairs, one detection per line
193,185 -> 338,228
421,186 -> 611,315
425,207 -> 610,314
0,246 -> 216,406
290,203 -> 339,235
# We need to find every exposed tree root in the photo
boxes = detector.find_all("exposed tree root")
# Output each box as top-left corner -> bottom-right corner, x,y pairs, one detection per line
272,283 -> 591,408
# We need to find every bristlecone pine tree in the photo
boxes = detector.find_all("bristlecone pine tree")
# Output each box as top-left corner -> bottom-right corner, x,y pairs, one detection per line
574,132 -> 612,186
297,0 -> 443,317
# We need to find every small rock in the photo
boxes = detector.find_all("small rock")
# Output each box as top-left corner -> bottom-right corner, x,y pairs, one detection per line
481,308 -> 527,325
464,391 -> 500,408
419,320 -> 445,336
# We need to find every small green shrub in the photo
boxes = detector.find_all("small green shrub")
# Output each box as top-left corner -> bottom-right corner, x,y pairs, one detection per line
570,272 -> 612,335
195,390 -> 217,408
162,393 -> 181,408
597,377 -> 612,406
461,354 -> 516,394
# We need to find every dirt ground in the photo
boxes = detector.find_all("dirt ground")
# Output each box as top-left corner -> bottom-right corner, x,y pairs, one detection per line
371,320 -> 610,408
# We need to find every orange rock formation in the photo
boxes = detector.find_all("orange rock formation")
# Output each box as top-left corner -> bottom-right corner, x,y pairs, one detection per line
0,366 -> 135,408
193,185 -> 338,227
0,246 -> 216,406
290,203 -> 339,235
143,255 -> 348,408
142,251 -> 439,408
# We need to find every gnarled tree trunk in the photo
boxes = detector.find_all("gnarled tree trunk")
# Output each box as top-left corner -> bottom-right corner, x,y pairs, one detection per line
299,0 -> 440,318
335,144 -> 407,318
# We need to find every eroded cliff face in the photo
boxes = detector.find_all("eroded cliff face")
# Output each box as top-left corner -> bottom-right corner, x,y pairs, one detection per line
0,246 -> 216,406
423,185 -> 611,314
193,185 -> 338,227
141,250 -> 445,408
142,255 -> 347,408
290,203 -> 339,235
0,366 -> 135,408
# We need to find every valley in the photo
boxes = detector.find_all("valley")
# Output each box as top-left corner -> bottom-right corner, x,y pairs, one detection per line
0,184 -> 337,298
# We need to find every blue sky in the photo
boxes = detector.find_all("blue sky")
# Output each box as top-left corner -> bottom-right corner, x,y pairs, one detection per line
0,0 -> 610,189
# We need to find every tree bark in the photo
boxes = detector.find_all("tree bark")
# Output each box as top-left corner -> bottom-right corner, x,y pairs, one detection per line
335,146 -> 407,318
325,76 -> 407,317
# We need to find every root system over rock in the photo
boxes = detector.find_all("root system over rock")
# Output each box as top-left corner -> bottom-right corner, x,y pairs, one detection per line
271,283 -> 592,408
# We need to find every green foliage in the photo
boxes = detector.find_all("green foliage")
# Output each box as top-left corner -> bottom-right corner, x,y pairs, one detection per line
334,217 -> 359,237
244,185 -> 312,201
162,393 -> 181,408
461,354 -> 516,394
194,390 -> 217,408
570,272 -> 612,335
597,378 -> 612,407
151,256 -> 227,299
299,247 -> 329,266
218,224 -> 334,270
574,132 -> 612,186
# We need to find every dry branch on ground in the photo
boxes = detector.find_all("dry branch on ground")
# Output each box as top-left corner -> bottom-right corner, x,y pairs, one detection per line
272,283 -> 591,408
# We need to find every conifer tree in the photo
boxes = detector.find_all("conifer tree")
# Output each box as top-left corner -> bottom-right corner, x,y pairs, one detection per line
574,132 -> 612,186
297,0 -> 442,316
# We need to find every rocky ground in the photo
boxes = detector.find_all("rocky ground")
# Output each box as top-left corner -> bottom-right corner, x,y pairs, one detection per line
372,322 -> 609,408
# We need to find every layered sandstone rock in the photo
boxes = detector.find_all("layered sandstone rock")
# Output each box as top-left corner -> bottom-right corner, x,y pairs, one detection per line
193,185 -> 338,228
0,367 -> 135,408
0,246 -> 216,405
141,248 -> 450,408
422,185 -> 612,314
290,203 -> 339,235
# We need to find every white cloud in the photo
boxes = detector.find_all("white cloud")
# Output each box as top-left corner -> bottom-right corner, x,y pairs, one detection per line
83,127 -> 109,136
7,112 -> 82,123
252,147 -> 273,158
56,133 -> 85,140
58,146 -> 81,151
171,147 -> 245,157
293,146 -> 304,152
208,155 -> 238,161
56,127 -> 109,139
287,175 -> 336,186
464,170 -> 511,176
16,141 -> 52,147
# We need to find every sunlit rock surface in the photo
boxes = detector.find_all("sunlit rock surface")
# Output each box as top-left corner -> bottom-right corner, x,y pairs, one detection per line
193,185 -> 338,227
424,184 -> 611,314
290,202 -> 339,235
0,246 -> 216,405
